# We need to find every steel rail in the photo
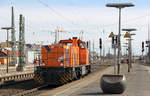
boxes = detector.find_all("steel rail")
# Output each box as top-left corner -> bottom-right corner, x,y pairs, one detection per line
12,84 -> 49,96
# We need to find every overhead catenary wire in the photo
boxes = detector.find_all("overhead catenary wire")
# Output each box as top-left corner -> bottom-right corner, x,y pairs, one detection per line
36,0 -> 77,26
2,1 -> 149,48
5,0 -> 150,34
101,15 -> 148,28
3,0 -> 150,30
4,0 -> 54,44
36,0 -> 82,39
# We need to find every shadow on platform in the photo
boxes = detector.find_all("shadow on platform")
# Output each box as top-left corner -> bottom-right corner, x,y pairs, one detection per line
79,92 -> 113,95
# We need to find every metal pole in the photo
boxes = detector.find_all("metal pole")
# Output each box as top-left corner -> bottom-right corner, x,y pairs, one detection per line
89,40 -> 91,64
99,49 -> 101,59
129,37 -> 132,68
17,14 -> 25,71
103,46 -> 105,62
100,48 -> 102,60
55,27 -> 59,44
148,25 -> 150,63
114,47 -> 117,74
93,40 -> 94,64
55,29 -> 57,44
38,54 -> 40,66
117,8 -> 121,74
128,39 -> 130,72
1,27 -> 14,72
57,29 -> 59,43
149,46 -> 150,63
142,49 -> 144,61
6,29 -> 9,73
34,49 -> 35,71
11,6 -> 17,66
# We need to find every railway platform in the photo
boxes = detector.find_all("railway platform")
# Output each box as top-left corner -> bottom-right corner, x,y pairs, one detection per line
0,64 -> 35,84
0,64 -> 35,74
39,63 -> 150,96
70,63 -> 150,96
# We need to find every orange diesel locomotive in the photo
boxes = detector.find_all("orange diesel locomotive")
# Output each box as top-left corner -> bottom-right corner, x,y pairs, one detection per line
34,37 -> 91,85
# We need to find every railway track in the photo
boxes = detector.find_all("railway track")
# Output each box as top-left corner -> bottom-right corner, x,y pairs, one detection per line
0,79 -> 58,96
0,79 -> 39,96
0,65 -> 35,85
13,84 -> 49,96
0,72 -> 34,85
0,59 -> 113,96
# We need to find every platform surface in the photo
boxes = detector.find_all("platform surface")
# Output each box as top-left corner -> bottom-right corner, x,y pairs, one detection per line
70,63 -> 150,96
39,63 -> 150,96
0,64 -> 34,77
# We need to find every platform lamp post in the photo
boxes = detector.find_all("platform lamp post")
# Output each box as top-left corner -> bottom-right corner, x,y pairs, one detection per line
106,3 -> 134,74
122,28 -> 136,69
1,27 -> 14,73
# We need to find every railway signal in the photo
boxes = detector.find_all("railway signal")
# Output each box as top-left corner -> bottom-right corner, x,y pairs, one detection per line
115,36 -> 118,44
142,42 -> 144,52
124,32 -> 131,38
141,41 -> 145,60
112,36 -> 115,45
112,35 -> 118,48
99,38 -> 102,60
109,32 -> 114,38
86,41 -> 89,48
99,38 -> 102,49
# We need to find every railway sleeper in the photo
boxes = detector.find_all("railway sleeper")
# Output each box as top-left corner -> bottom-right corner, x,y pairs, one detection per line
0,73 -> 34,84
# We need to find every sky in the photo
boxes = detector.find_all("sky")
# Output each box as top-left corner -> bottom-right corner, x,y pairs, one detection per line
0,0 -> 150,55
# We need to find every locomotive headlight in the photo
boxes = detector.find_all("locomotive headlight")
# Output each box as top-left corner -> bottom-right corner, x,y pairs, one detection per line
64,46 -> 69,49
66,46 -> 69,49
60,63 -> 64,66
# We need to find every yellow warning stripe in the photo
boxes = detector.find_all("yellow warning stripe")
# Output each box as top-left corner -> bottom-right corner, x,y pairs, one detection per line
63,75 -> 69,81
34,75 -> 38,81
59,71 -> 72,83
34,75 -> 37,79
34,75 -> 44,84
38,78 -> 44,84
67,72 -> 71,77
38,79 -> 44,84
65,74 -> 70,80
60,76 -> 67,83
65,72 -> 71,80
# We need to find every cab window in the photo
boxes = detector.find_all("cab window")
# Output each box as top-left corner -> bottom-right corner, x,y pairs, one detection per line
79,43 -> 86,49
60,42 -> 72,46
